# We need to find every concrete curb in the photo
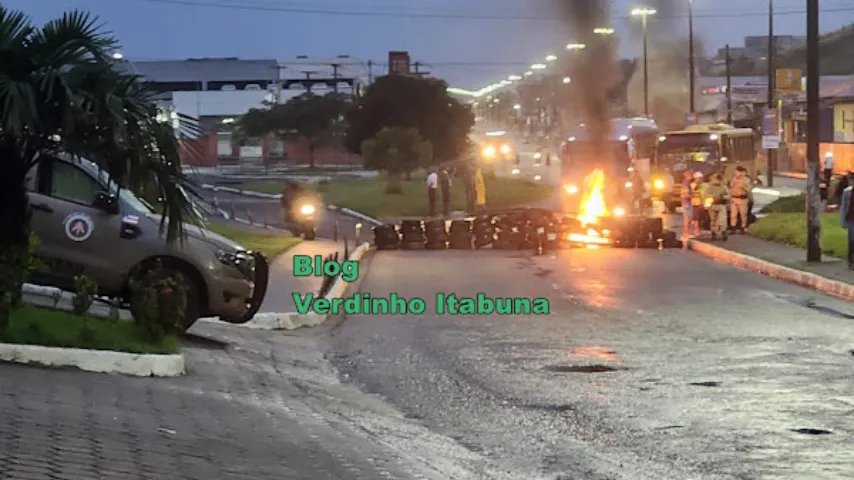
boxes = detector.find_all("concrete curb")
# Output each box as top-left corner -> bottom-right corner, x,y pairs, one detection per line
0,343 -> 185,377
200,183 -> 281,199
686,239 -> 854,301
199,241 -> 372,330
328,204 -> 383,226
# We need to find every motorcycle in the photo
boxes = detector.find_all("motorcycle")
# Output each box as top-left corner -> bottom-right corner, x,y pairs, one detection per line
286,199 -> 318,240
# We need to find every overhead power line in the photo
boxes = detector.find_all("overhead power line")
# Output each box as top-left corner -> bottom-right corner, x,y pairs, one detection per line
131,0 -> 854,21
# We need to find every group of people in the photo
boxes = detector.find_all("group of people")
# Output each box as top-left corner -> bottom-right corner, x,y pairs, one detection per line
426,164 -> 487,217
681,166 -> 754,241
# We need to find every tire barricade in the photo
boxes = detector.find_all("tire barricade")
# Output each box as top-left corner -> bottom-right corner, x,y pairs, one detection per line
372,208 -> 684,251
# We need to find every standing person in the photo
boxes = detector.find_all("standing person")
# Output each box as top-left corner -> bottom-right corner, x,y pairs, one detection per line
474,166 -> 487,212
439,166 -> 452,216
704,173 -> 730,241
426,168 -> 438,217
838,172 -> 854,270
690,171 -> 706,236
824,151 -> 835,185
729,166 -> 752,233
680,170 -> 694,238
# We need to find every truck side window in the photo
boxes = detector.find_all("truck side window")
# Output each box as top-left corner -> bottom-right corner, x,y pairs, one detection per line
49,160 -> 100,206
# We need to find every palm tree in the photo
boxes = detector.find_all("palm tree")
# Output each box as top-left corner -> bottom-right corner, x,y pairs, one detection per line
0,7 -> 199,324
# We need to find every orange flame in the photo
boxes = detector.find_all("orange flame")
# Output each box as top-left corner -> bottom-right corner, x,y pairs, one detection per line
578,168 -> 609,225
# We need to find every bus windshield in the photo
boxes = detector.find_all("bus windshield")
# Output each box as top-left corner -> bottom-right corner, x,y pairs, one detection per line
656,133 -> 722,170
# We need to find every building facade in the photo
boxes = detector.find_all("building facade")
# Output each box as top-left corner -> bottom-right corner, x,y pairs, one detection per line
122,56 -> 367,167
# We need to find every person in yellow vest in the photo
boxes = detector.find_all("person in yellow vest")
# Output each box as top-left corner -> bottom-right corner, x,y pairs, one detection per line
474,167 -> 486,212
704,173 -> 730,241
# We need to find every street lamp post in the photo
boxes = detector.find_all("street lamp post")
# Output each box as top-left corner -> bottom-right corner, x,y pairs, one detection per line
688,0 -> 695,113
767,0 -> 776,187
632,7 -> 657,117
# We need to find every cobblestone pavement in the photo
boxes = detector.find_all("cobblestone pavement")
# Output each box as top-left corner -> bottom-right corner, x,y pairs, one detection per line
0,323 -> 458,480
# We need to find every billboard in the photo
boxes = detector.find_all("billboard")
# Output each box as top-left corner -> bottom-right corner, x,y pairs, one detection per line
776,69 -> 802,93
388,51 -> 410,74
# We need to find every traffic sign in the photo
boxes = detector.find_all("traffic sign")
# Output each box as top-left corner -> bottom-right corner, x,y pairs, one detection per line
762,107 -> 779,149
761,135 -> 779,149
776,68 -> 802,93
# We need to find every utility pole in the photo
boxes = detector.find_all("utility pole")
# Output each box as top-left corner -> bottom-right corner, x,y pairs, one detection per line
367,60 -> 373,84
330,63 -> 340,93
725,45 -> 732,124
302,71 -> 316,93
766,0 -> 776,187
805,0 -> 821,262
688,0 -> 695,113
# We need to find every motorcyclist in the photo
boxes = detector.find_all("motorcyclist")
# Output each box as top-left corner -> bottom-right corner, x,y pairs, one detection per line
280,180 -> 305,224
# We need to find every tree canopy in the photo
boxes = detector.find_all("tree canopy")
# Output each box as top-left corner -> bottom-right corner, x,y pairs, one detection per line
361,127 -> 432,193
235,93 -> 351,167
345,75 -> 474,166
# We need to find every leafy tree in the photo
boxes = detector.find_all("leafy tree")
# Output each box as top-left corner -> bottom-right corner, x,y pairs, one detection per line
361,127 -> 432,194
345,75 -> 474,168
0,7 -> 198,326
235,93 -> 351,168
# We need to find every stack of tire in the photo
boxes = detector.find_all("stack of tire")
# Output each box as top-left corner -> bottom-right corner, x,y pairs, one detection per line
400,220 -> 426,249
425,219 -> 448,249
448,220 -> 473,249
494,212 -> 524,249
472,215 -> 494,249
373,224 -> 400,250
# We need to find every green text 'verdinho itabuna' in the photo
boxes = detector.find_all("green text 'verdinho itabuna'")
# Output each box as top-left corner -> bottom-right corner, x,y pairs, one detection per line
292,293 -> 550,315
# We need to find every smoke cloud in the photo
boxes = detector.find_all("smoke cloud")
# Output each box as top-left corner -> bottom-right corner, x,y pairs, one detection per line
552,0 -> 618,170
625,0 -> 702,128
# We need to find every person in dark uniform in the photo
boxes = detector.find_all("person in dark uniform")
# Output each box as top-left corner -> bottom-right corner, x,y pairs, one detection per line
280,180 -> 305,224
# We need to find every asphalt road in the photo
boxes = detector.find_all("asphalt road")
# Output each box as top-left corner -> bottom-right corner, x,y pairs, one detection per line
329,248 -> 854,479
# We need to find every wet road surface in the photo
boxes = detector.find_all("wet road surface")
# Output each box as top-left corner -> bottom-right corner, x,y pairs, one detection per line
329,248 -> 854,479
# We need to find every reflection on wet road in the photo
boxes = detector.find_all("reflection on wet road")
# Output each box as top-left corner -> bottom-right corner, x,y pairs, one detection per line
330,248 -> 854,479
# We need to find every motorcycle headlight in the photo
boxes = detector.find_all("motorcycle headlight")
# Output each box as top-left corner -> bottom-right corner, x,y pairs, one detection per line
653,179 -> 665,190
565,184 -> 578,195
500,145 -> 511,154
300,204 -> 316,215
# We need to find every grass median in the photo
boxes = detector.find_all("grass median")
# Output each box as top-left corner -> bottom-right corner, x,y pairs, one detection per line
205,222 -> 301,259
235,176 -> 556,219
748,212 -> 847,258
1,305 -> 181,354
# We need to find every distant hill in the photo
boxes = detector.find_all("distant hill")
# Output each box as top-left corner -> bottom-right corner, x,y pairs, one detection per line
777,24 -> 854,75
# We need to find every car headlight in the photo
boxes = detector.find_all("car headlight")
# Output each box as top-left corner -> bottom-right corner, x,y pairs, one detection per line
300,204 -> 316,215
565,184 -> 578,194
625,181 -> 633,188
534,175 -> 542,181
216,249 -> 254,278
512,168 -> 520,175
500,145 -> 511,154
482,146 -> 496,157
534,152 -> 542,159
653,179 -> 665,190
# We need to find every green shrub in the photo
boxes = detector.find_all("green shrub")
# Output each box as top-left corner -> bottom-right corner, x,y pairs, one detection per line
129,261 -> 188,340
71,275 -> 98,315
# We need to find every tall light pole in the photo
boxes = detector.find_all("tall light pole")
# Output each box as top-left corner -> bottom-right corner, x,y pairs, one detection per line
805,0 -> 821,262
767,0 -> 776,187
688,0 -> 695,113
632,7 -> 657,117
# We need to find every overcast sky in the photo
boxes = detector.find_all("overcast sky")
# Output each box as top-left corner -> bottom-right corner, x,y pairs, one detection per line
10,0 -> 854,89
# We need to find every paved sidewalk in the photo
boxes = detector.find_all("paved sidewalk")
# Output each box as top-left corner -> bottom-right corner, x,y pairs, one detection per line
688,233 -> 854,301
260,239 -> 351,313
0,323 -> 442,480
